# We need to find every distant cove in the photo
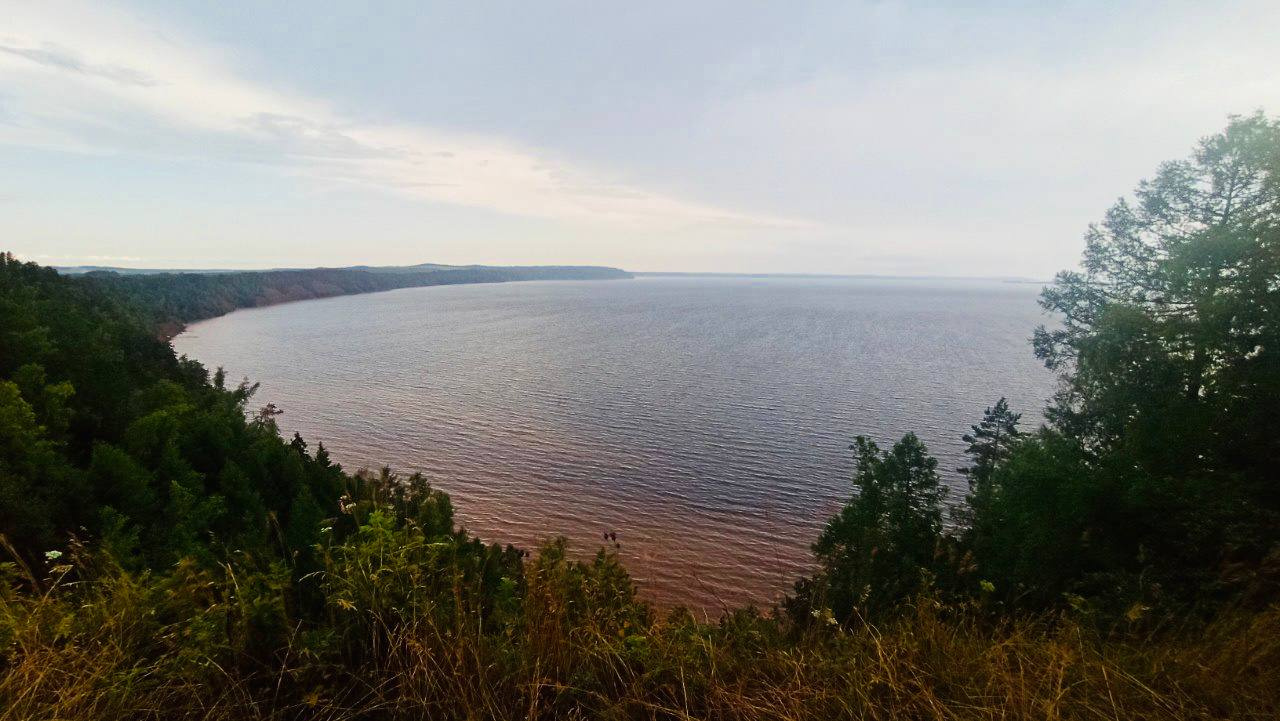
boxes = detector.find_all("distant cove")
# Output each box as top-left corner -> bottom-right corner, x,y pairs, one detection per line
175,275 -> 1056,607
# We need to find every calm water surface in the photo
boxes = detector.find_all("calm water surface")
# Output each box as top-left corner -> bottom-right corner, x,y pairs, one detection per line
174,277 -> 1055,609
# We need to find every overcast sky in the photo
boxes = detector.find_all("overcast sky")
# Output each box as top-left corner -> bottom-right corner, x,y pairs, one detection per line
2,1 -> 1277,276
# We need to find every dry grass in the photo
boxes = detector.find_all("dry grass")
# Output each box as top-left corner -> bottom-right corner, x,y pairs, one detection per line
3,558 -> 1277,721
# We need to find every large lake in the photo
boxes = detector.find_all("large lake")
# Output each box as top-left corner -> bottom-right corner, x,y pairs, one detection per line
174,276 -> 1056,609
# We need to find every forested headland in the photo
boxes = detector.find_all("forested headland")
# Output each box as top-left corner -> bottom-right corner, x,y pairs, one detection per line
1,114 -> 1279,719
79,263 -> 633,337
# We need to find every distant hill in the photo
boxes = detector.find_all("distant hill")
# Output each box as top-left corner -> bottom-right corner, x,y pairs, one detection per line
56,265 -> 248,275
55,262 -> 624,276
69,263 -> 632,337
342,262 -> 463,273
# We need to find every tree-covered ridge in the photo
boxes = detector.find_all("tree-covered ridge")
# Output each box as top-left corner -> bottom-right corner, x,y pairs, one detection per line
0,254 -> 341,566
83,263 -> 632,335
0,115 -> 1278,719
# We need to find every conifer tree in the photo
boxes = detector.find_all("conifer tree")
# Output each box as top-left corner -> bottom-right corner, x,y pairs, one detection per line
959,398 -> 1023,514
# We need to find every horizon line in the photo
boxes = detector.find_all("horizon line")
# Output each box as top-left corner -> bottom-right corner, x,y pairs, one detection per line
43,259 -> 1051,285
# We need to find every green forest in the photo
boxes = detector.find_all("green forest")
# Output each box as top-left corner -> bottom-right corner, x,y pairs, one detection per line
79,264 -> 632,337
1,114 -> 1278,719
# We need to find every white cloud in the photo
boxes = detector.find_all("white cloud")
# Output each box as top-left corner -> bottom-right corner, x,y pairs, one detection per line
0,0 -> 809,231
686,0 -> 1280,275
0,42 -> 157,86
3,1 -> 1275,277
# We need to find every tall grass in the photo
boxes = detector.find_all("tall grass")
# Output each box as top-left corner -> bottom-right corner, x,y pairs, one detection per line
3,536 -> 1276,720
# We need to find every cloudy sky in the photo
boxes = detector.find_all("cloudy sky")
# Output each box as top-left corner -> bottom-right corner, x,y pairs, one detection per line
2,1 -> 1277,276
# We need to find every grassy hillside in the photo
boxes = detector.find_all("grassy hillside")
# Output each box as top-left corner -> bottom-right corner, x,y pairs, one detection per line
5,561 -> 1276,719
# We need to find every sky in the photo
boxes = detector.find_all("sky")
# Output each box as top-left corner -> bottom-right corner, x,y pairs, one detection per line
2,1 -> 1278,277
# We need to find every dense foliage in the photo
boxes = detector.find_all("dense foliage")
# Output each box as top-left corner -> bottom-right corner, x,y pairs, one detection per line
793,112 -> 1280,621
1,115 -> 1278,719
0,256 -> 351,572
996,112 -> 1280,611
789,434 -> 947,623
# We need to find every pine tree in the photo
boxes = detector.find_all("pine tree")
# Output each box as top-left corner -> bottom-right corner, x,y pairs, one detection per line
959,398 -> 1023,507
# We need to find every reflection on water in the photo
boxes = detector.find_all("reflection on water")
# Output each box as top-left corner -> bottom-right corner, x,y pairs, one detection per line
174,276 -> 1055,609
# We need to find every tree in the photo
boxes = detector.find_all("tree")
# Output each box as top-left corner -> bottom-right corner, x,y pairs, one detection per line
793,433 -> 946,622
1034,112 -> 1280,476
0,380 -> 84,554
1000,113 -> 1280,607
959,398 -> 1023,505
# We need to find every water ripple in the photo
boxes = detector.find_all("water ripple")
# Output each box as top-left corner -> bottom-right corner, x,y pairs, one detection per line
175,276 -> 1055,609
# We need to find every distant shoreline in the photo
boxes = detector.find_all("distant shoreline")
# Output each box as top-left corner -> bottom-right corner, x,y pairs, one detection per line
63,262 -> 632,342
635,271 -> 1048,284
52,262 -> 1047,286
